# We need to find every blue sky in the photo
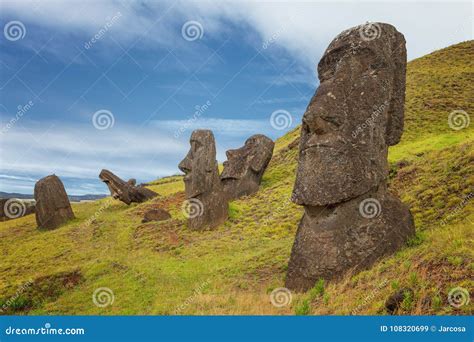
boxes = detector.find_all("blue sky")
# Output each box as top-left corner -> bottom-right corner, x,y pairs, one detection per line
0,0 -> 472,195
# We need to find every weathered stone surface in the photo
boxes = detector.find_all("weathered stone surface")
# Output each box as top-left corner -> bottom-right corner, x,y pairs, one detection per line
286,23 -> 415,292
142,208 -> 171,223
34,175 -> 75,230
99,169 -> 158,205
179,129 -> 228,230
221,134 -> 274,200
0,198 -> 35,221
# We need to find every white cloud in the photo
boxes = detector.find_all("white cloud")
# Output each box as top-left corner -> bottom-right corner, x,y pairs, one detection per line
155,118 -> 274,136
0,117 -> 295,194
2,0 -> 471,68
0,121 -> 187,189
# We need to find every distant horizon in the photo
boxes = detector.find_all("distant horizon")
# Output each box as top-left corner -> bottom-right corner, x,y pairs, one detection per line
1,1 -> 472,195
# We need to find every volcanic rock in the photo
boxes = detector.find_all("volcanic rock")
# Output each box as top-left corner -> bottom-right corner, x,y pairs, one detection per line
99,169 -> 158,205
142,208 -> 171,223
221,134 -> 274,200
179,130 -> 228,230
286,23 -> 415,292
34,175 -> 75,230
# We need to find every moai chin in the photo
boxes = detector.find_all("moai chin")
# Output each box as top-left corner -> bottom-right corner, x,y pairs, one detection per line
286,23 -> 415,292
221,134 -> 274,200
179,129 -> 228,230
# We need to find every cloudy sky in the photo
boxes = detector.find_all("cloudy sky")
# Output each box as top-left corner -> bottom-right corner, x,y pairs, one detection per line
0,0 -> 472,195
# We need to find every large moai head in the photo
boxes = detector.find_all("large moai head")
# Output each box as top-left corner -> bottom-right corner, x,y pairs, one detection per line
179,129 -> 220,198
292,23 -> 407,206
221,134 -> 274,199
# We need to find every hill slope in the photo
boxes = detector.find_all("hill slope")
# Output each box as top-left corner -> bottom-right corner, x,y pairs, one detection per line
1,41 -> 472,315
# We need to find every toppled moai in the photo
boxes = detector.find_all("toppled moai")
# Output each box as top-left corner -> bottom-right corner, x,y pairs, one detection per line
286,23 -> 415,292
99,169 -> 158,205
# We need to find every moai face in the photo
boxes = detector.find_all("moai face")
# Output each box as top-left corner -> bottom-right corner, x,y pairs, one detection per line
292,23 -> 407,206
179,130 -> 219,198
221,134 -> 274,182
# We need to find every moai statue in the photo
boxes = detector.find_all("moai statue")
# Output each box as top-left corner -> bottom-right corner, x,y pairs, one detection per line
99,169 -> 158,205
179,130 -> 228,230
221,134 -> 275,200
34,174 -> 75,230
286,23 -> 415,292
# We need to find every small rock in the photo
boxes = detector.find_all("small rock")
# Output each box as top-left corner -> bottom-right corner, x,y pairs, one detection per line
142,208 -> 171,223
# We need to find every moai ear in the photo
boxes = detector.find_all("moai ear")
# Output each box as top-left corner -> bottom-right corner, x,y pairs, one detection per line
385,30 -> 407,146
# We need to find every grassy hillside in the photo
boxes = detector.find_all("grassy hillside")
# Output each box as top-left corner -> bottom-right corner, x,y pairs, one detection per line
1,41 -> 472,315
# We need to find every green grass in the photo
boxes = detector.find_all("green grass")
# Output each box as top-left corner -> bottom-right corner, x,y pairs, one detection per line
0,41 -> 472,315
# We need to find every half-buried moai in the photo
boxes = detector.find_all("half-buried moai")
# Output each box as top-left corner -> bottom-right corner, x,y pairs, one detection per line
34,174 -> 75,230
99,169 -> 158,205
221,134 -> 275,200
286,23 -> 415,292
179,130 -> 228,230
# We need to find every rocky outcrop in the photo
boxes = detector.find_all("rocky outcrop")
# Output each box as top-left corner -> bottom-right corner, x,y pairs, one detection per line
99,169 -> 158,205
179,130 -> 228,230
221,134 -> 274,200
34,175 -> 75,230
286,23 -> 415,292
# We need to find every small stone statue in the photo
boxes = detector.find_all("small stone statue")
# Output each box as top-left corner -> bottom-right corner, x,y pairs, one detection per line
179,130 -> 228,230
221,134 -> 274,200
